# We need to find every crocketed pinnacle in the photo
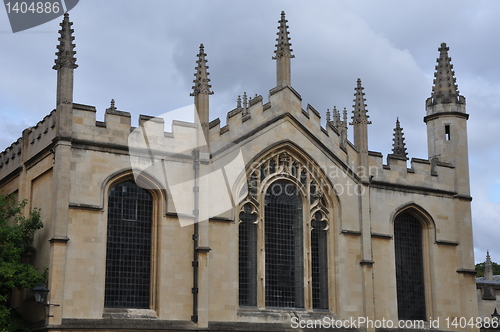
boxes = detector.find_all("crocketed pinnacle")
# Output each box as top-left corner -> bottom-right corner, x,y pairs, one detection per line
53,13 -> 77,70
350,78 -> 371,125
431,43 -> 460,103
237,95 -> 242,109
485,251 -> 493,281
242,92 -> 249,116
332,106 -> 340,127
273,11 -> 294,60
392,118 -> 408,159
191,44 -> 214,96
107,99 -> 117,112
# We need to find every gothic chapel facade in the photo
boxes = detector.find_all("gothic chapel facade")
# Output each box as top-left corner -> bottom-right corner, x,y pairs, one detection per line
0,12 -> 478,331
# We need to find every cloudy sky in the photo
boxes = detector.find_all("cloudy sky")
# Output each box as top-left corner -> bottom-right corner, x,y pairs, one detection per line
0,0 -> 498,264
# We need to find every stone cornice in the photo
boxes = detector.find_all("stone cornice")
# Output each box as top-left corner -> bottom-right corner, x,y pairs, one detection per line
423,111 -> 469,123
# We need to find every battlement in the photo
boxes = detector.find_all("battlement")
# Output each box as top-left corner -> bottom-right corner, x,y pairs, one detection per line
368,151 -> 457,193
0,78 -> 463,194
71,102 -> 200,158
0,109 -> 57,181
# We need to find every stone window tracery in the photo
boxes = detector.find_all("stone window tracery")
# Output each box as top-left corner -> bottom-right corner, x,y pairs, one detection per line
238,150 -> 331,310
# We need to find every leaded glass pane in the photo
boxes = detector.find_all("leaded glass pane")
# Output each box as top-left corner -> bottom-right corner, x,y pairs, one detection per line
311,212 -> 328,309
105,181 -> 152,308
264,180 -> 304,308
239,204 -> 258,306
394,212 -> 425,320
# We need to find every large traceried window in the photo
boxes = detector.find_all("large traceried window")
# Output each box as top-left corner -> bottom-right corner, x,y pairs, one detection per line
105,181 -> 152,309
238,150 -> 331,310
394,212 -> 426,320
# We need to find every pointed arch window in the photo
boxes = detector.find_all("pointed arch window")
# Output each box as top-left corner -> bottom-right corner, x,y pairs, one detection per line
238,151 -> 332,310
394,212 -> 425,320
105,181 -> 152,309
311,211 -> 328,309
239,204 -> 257,306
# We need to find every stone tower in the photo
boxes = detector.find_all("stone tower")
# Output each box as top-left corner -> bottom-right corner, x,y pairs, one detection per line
425,43 -> 470,196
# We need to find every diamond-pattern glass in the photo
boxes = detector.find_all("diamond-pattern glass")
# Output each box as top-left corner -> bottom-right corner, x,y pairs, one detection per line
264,181 -> 304,308
105,181 -> 152,308
239,204 -> 257,306
311,212 -> 328,309
394,212 -> 426,320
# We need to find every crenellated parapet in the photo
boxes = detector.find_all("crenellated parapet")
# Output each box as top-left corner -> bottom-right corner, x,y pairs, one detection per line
0,109 -> 58,181
368,151 -> 458,194
70,101 -> 202,158
0,139 -> 22,181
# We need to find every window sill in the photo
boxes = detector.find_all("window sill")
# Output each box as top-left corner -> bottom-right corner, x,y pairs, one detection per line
237,307 -> 334,318
102,308 -> 158,319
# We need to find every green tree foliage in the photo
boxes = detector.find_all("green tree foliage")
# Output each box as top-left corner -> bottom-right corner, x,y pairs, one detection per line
475,261 -> 500,278
0,194 -> 44,331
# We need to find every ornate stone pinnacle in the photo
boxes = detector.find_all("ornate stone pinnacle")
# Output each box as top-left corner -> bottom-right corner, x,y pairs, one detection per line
326,109 -> 331,123
485,250 -> 494,281
53,13 -> 78,70
431,42 -> 460,103
273,11 -> 295,60
391,118 -> 408,159
107,99 -> 117,112
237,95 -> 242,109
243,92 -> 248,108
350,78 -> 371,125
242,92 -> 248,116
191,43 -> 214,96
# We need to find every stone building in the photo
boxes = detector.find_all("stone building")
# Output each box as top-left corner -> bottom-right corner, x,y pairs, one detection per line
0,12 -> 479,331
477,252 -> 500,320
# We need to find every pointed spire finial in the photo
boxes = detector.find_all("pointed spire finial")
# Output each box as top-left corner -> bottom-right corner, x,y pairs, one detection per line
273,11 -> 294,87
53,13 -> 77,70
326,108 -> 331,123
391,118 -> 408,159
350,78 -> 371,125
485,250 -> 494,281
237,95 -> 242,109
107,99 -> 117,112
191,43 -> 213,96
273,11 -> 294,60
242,92 -> 249,116
430,42 -> 460,104
332,106 -> 341,127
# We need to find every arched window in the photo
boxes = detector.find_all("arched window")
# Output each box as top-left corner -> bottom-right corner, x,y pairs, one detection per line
311,211 -> 328,309
105,181 -> 152,308
394,212 -> 425,320
264,180 -> 303,308
238,150 -> 332,310
239,204 -> 257,306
